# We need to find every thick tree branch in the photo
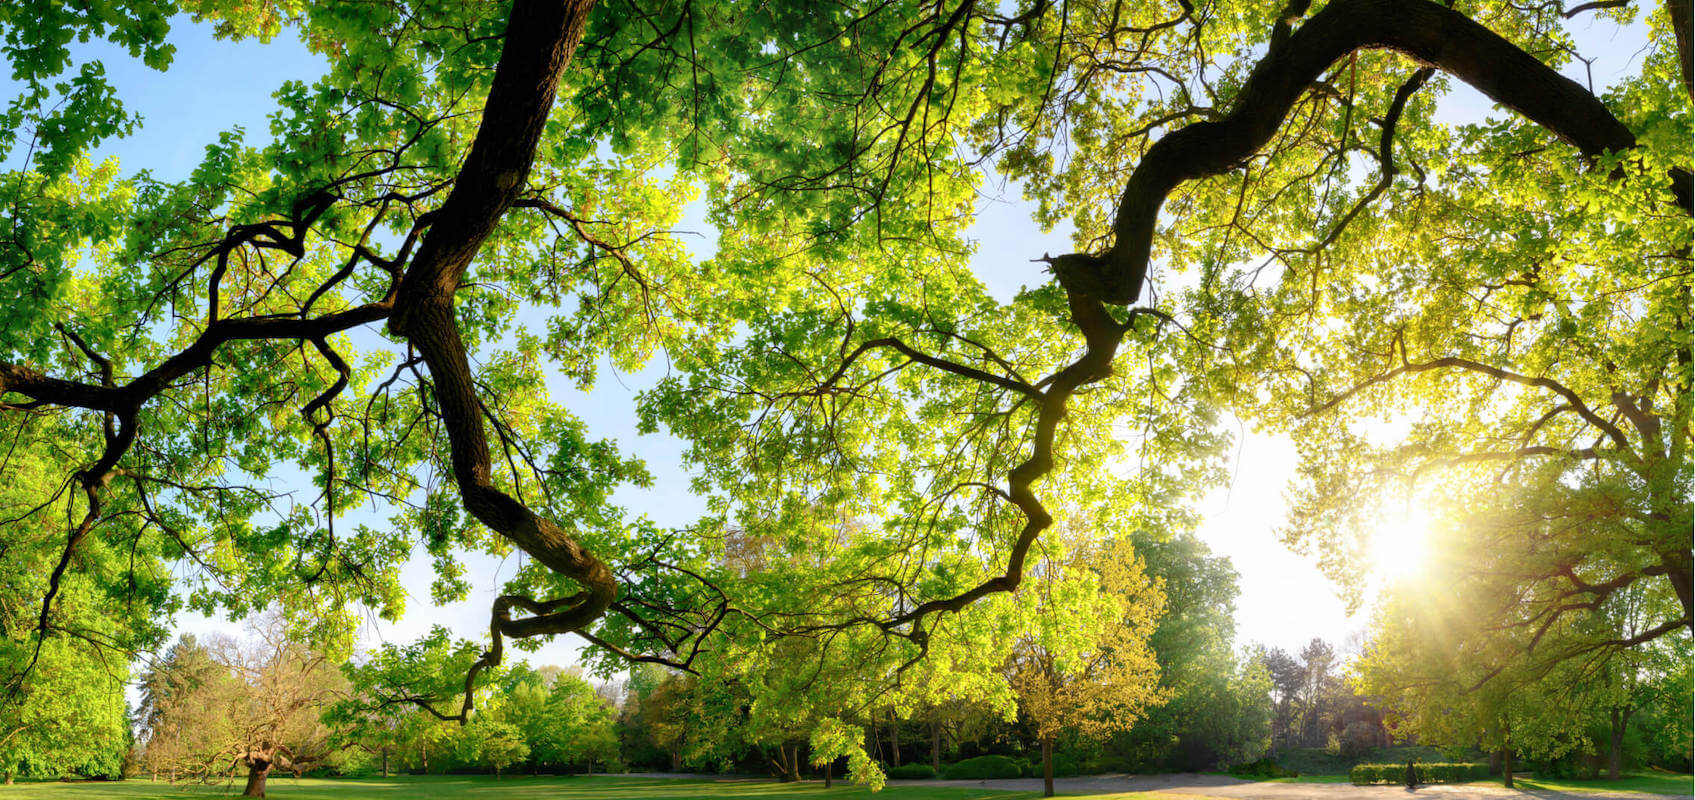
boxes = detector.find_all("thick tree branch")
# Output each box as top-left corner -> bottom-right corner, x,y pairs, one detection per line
1060,0 -> 1692,305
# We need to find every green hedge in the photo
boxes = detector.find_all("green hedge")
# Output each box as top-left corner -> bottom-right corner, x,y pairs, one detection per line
943,755 -> 1024,780
1350,762 -> 1489,785
1228,758 -> 1298,779
886,764 -> 936,779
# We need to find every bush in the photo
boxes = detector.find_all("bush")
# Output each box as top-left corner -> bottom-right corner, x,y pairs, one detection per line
1349,762 -> 1489,785
1228,758 -> 1297,779
1052,753 -> 1082,778
886,764 -> 936,779
943,755 -> 1024,780
1337,721 -> 1380,759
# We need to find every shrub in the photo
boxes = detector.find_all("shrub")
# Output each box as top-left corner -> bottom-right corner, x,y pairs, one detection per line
886,764 -> 936,779
1228,758 -> 1297,779
1052,753 -> 1082,778
1350,762 -> 1489,785
1338,721 -> 1380,759
942,755 -> 1024,780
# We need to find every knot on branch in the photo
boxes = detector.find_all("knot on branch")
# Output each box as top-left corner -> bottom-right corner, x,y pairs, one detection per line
1037,251 -> 1138,305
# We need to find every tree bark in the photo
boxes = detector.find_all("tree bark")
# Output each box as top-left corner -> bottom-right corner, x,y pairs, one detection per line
932,723 -> 942,774
1608,706 -> 1632,780
824,759 -> 832,788
1042,736 -> 1055,798
386,0 -> 616,704
1502,746 -> 1514,789
888,712 -> 900,766
380,746 -> 389,778
1668,0 -> 1693,101
242,760 -> 272,798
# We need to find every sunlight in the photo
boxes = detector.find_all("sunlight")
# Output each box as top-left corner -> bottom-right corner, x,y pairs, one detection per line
1371,507 -> 1432,584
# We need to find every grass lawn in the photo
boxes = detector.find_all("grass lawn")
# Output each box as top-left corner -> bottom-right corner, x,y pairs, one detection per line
0,775 -> 1209,800
1490,771 -> 1695,796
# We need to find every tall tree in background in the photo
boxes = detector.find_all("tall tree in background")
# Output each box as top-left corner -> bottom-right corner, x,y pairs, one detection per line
1358,511 -> 1693,785
136,619 -> 344,797
1008,535 -> 1165,797
1116,530 -> 1271,769
0,0 -> 1685,744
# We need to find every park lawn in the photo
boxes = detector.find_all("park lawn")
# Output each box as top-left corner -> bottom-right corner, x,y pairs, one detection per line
1480,772 -> 1695,796
0,775 -> 1215,800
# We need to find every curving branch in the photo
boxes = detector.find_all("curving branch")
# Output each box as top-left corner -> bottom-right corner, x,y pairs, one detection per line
1054,0 -> 1692,305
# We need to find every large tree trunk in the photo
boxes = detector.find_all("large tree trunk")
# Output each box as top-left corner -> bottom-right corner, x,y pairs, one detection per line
888,712 -> 899,766
1502,746 -> 1514,789
1609,706 -> 1632,780
242,759 -> 272,798
1042,736 -> 1055,798
381,746 -> 389,778
824,760 -> 832,788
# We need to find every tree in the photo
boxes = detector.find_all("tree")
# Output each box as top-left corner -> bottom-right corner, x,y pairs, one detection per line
1114,530 -> 1271,770
135,618 -> 343,797
0,0 -> 1684,733
1008,534 -> 1165,797
450,716 -> 528,780
1358,530 -> 1693,785
0,636 -> 130,783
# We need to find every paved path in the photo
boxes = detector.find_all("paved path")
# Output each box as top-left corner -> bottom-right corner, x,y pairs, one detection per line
903,773 -> 1671,799
618,772 -> 1670,800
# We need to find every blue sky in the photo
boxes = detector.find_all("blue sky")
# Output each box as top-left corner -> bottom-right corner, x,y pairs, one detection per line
17,8 -> 1653,680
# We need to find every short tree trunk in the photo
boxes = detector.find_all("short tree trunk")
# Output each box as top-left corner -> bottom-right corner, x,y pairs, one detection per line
1042,736 -> 1055,798
381,746 -> 390,778
242,761 -> 273,798
824,760 -> 832,788
1502,747 -> 1514,789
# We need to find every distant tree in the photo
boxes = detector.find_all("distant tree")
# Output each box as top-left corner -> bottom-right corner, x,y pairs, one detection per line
136,618 -> 343,797
1356,576 -> 1686,788
544,672 -> 620,774
1258,647 -> 1305,753
1297,638 -> 1337,748
1009,535 -> 1165,797
1113,530 -> 1270,769
450,716 -> 527,780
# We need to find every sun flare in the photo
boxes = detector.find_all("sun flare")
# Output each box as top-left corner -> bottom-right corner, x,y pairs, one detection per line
1370,508 -> 1432,584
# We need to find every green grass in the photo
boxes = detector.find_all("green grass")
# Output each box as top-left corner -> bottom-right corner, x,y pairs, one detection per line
1491,771 -> 1695,796
0,775 -> 1209,800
